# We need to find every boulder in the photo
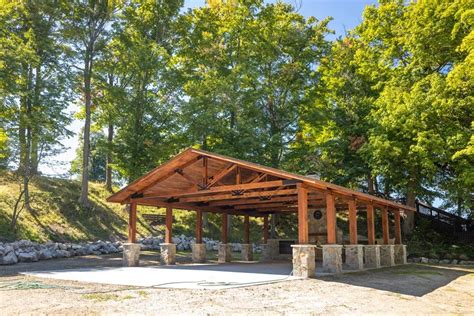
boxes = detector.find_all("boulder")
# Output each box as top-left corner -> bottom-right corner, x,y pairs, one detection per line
428,258 -> 439,264
39,249 -> 53,260
451,259 -> 458,265
439,259 -> 450,264
420,257 -> 429,263
1,251 -> 18,265
55,250 -> 71,258
459,254 -> 469,261
18,251 -> 39,262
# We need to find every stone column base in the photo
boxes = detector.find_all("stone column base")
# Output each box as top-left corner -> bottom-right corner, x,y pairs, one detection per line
380,245 -> 395,267
241,244 -> 253,261
267,239 -> 279,259
291,245 -> 316,278
160,243 -> 176,265
260,244 -> 271,262
123,243 -> 140,267
218,243 -> 231,263
394,244 -> 407,265
364,245 -> 381,269
322,245 -> 343,274
191,243 -> 206,263
344,245 -> 364,270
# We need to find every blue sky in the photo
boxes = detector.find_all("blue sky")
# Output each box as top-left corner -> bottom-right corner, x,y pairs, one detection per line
42,0 -> 378,177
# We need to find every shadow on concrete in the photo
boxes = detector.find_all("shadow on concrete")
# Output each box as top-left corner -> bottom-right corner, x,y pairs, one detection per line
321,263 -> 473,297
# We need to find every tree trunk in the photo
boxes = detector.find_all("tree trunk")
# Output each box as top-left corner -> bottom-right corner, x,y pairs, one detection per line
79,52 -> 92,207
403,181 -> 416,235
226,214 -> 232,240
30,64 -> 41,175
105,120 -> 113,192
367,172 -> 375,194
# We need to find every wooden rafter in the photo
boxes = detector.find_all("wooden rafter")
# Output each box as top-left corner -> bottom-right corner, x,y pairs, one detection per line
206,164 -> 237,188
178,188 -> 299,203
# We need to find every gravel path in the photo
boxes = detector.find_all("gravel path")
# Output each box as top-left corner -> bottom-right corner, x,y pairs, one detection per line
0,253 -> 473,315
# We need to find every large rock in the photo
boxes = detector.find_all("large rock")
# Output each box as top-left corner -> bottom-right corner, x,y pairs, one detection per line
18,251 -> 39,262
39,248 -> 53,260
1,251 -> 18,265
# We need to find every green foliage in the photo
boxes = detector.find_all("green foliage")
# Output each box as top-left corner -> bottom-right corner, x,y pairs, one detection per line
174,0 -> 331,167
298,0 -> 473,218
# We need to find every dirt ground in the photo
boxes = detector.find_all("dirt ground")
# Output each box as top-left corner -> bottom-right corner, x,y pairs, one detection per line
0,252 -> 473,315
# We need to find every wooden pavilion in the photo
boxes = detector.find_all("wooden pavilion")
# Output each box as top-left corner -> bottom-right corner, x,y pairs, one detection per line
107,148 -> 414,277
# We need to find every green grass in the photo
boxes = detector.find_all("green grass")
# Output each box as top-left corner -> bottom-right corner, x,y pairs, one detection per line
0,170 -> 284,243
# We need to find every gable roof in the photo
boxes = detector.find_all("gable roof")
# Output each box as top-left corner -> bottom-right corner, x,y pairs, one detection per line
107,148 -> 415,212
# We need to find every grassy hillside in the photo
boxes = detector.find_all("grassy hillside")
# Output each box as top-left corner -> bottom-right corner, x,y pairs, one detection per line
0,171 -> 270,243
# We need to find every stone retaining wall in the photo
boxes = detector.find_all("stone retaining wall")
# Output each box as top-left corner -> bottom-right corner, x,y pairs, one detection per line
0,235 -> 263,266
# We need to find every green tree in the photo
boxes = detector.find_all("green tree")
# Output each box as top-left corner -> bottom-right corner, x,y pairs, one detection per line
62,0 -> 120,207
175,0 -> 331,167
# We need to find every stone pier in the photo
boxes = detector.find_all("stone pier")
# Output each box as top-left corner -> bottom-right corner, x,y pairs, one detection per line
266,239 -> 279,258
394,244 -> 407,265
123,243 -> 140,267
191,243 -> 206,263
380,245 -> 395,267
218,243 -> 232,263
322,245 -> 343,274
160,243 -> 176,265
260,244 -> 271,262
364,245 -> 381,269
344,245 -> 364,270
241,244 -> 253,261
291,245 -> 316,278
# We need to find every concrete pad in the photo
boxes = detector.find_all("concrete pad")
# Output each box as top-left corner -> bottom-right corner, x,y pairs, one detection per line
24,262 -> 297,290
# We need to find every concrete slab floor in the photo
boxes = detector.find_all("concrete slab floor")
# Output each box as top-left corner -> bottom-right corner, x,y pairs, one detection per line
24,262 -> 299,290
23,260 -> 386,290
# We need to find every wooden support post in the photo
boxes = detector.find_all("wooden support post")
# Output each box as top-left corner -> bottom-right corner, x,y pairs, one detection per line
221,213 -> 228,244
128,203 -> 137,243
326,192 -> 337,244
165,206 -> 173,244
297,185 -> 308,244
394,209 -> 402,244
196,210 -> 203,244
382,207 -> 389,244
348,199 -> 358,244
244,215 -> 250,244
367,203 -> 375,245
263,215 -> 269,244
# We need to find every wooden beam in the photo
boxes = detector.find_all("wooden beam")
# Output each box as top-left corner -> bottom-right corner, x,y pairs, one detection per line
180,189 -> 298,203
202,157 -> 208,188
263,215 -> 269,243
394,209 -> 402,244
297,185 -> 308,244
196,210 -> 203,244
210,195 -> 322,206
136,156 -> 202,196
249,173 -> 267,183
367,203 -> 375,245
147,180 -> 295,198
382,207 -> 389,244
326,192 -> 337,244
348,199 -> 358,245
221,213 -> 228,244
176,169 -> 198,186
165,206 -> 172,243
128,203 -> 137,243
207,164 -> 236,188
236,166 -> 241,184
244,215 -> 250,244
